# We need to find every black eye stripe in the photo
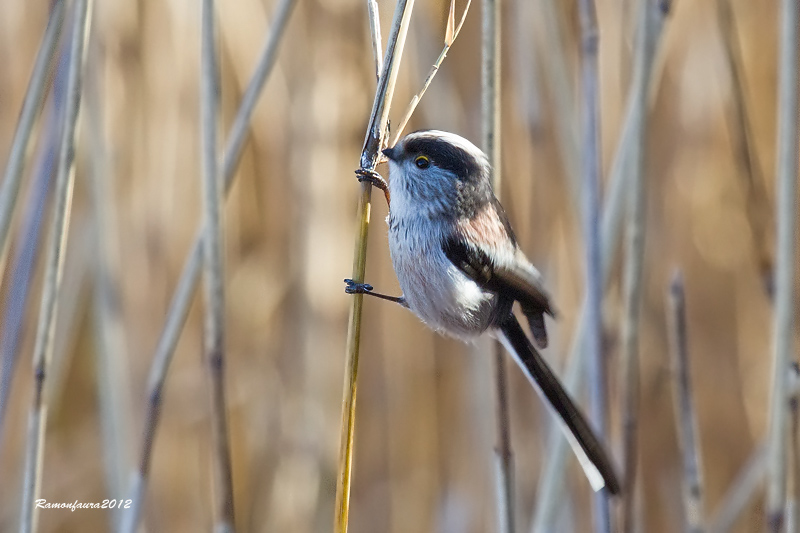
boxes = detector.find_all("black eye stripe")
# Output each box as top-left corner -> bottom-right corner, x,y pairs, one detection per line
404,136 -> 483,178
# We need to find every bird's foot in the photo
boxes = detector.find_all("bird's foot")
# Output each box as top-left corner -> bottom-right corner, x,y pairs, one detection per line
344,279 -> 374,295
355,168 -> 388,192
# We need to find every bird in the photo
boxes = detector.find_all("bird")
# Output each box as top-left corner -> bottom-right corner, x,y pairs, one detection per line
345,129 -> 620,495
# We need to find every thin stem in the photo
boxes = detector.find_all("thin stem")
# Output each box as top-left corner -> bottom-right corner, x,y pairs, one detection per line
492,343 -> 514,533
0,0 -> 66,285
511,0 -> 542,133
577,0 -> 611,530
201,0 -> 235,531
482,0 -> 500,189
18,1 -> 91,531
366,0 -> 383,81
223,0 -> 297,184
86,40 -> 133,529
667,272 -> 705,533
715,0 -> 772,293
334,2 -> 415,532
481,0 -> 513,530
537,0 -> 580,204
390,0 -> 472,145
766,0 -> 800,529
0,45 -> 69,443
121,1 -> 297,530
0,131 -> 54,444
790,366 -> 800,533
620,0 -> 659,530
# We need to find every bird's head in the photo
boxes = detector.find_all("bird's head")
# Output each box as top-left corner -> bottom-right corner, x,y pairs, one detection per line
382,130 -> 493,218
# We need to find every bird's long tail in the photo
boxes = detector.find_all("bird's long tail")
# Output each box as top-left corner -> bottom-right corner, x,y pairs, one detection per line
497,315 -> 621,495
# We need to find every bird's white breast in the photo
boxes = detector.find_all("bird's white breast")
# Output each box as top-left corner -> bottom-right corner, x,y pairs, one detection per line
387,213 -> 496,339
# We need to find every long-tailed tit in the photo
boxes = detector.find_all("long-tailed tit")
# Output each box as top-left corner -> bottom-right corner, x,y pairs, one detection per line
346,130 -> 620,495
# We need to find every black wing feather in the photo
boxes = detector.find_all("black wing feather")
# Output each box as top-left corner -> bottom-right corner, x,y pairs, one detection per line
442,236 -> 552,311
442,234 -> 554,347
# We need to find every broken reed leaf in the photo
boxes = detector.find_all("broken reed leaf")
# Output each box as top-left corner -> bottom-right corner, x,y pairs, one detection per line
367,0 -> 383,80
445,0 -> 456,46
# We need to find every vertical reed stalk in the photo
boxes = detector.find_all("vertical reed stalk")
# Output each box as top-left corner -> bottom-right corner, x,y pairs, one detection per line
0,0 -> 66,287
86,42 -> 133,529
201,0 -> 235,531
766,0 -> 799,529
715,0 -> 772,291
19,1 -> 91,531
491,340 -> 514,533
0,123 -> 55,445
537,0 -> 580,203
577,0 -> 611,530
0,46 -> 68,443
481,0 -> 514,531
122,2 -> 296,529
789,366 -> 800,533
334,2 -> 415,531
667,272 -> 705,533
619,0 -> 661,530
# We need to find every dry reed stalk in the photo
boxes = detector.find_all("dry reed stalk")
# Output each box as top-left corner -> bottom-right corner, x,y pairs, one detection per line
619,0 -> 662,530
766,0 -> 799,529
537,0 -> 580,204
491,341 -> 515,533
715,0 -> 772,293
201,0 -> 235,531
334,1 -> 415,531
480,0 -> 514,531
85,43 -> 133,530
0,50 -> 66,442
366,0 -> 383,80
18,0 -> 91,531
577,0 -> 612,530
48,217 -> 92,401
121,2 -> 296,529
511,0 -> 542,133
667,272 -> 705,533
0,139 -> 53,440
789,365 -> 800,533
0,0 -> 66,290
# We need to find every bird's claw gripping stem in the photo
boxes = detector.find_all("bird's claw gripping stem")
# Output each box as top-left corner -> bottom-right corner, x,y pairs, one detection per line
355,168 -> 390,205
344,279 -> 407,307
344,279 -> 373,295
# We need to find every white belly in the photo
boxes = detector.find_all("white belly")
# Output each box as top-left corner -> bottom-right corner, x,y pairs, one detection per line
387,215 -> 497,339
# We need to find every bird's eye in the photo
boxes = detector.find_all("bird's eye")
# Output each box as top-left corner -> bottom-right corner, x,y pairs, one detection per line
415,156 -> 430,169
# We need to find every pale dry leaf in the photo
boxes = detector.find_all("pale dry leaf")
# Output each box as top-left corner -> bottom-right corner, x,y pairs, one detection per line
445,0 -> 456,45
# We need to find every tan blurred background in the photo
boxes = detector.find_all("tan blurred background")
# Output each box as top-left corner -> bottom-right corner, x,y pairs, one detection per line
0,0 -> 788,531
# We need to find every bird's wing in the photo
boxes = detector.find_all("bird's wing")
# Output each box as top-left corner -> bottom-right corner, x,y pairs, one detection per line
442,233 -> 554,347
442,201 -> 555,319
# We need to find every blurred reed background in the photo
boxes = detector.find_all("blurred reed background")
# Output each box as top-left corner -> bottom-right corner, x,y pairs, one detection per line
0,0 -> 792,532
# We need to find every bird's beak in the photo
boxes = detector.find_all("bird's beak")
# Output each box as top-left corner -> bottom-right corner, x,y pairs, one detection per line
382,147 -> 396,161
